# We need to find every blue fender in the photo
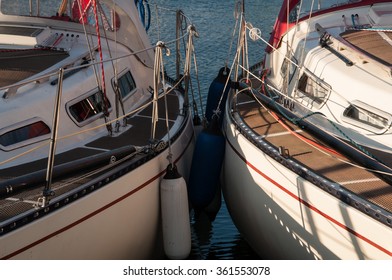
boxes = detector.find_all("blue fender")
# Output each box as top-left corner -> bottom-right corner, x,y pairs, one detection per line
205,67 -> 231,128
188,119 -> 225,210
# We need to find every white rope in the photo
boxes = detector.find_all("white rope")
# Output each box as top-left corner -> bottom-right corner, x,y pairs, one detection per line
0,5 -> 196,167
0,73 -> 186,167
151,41 -> 164,140
161,61 -> 173,165
191,42 -> 204,118
224,1 -> 242,69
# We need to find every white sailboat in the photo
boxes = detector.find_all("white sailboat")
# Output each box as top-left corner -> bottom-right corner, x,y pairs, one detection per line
222,0 -> 392,259
0,0 -> 200,259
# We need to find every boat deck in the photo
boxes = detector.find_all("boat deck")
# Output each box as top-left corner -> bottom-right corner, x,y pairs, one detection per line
234,92 -> 392,215
0,48 -> 69,87
0,92 -> 181,227
340,29 -> 392,66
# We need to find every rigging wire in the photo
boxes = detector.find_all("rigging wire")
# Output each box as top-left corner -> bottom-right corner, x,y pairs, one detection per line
104,0 -> 126,131
235,59 -> 392,176
244,20 -> 391,134
0,4 -> 199,171
224,4 -> 392,176
92,0 -> 109,117
245,83 -> 392,177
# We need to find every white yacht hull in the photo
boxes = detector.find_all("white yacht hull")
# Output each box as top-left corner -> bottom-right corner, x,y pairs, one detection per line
220,0 -> 392,260
223,113 -> 392,260
0,0 -> 200,260
1,116 -> 194,260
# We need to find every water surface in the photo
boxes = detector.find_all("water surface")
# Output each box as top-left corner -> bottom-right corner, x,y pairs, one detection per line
149,0 -> 281,260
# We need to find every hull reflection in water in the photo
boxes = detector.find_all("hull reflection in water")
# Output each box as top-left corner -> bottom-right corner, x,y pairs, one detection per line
189,202 -> 260,260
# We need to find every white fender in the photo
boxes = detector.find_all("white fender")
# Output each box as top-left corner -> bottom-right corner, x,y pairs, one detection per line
160,164 -> 191,259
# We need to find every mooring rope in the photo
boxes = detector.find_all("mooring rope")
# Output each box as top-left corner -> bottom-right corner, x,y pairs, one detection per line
0,7 -> 197,170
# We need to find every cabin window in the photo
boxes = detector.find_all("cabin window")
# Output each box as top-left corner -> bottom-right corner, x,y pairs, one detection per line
296,72 -> 330,106
0,120 -> 50,147
68,89 -> 111,125
343,102 -> 391,133
281,56 -> 298,85
112,70 -> 137,100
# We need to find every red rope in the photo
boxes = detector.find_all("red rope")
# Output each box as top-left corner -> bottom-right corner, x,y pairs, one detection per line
269,110 -> 344,158
51,33 -> 64,47
72,0 -> 92,24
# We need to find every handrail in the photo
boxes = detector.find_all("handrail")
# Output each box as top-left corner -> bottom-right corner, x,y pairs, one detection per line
0,28 -> 191,98
0,8 -> 198,172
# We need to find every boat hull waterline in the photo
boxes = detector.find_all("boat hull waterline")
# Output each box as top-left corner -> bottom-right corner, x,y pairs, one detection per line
221,0 -> 392,260
223,104 -> 392,259
1,117 -> 194,260
0,0 -> 200,260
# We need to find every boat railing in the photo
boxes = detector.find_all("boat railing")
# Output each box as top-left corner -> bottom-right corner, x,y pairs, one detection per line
289,0 -> 363,24
0,8 -> 200,208
1,0 -> 117,26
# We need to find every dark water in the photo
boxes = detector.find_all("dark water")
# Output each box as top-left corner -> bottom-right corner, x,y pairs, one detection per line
149,0 -> 281,260
188,199 -> 260,260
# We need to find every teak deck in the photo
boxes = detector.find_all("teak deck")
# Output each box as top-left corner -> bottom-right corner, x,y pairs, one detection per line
341,29 -> 392,66
235,92 -> 392,215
